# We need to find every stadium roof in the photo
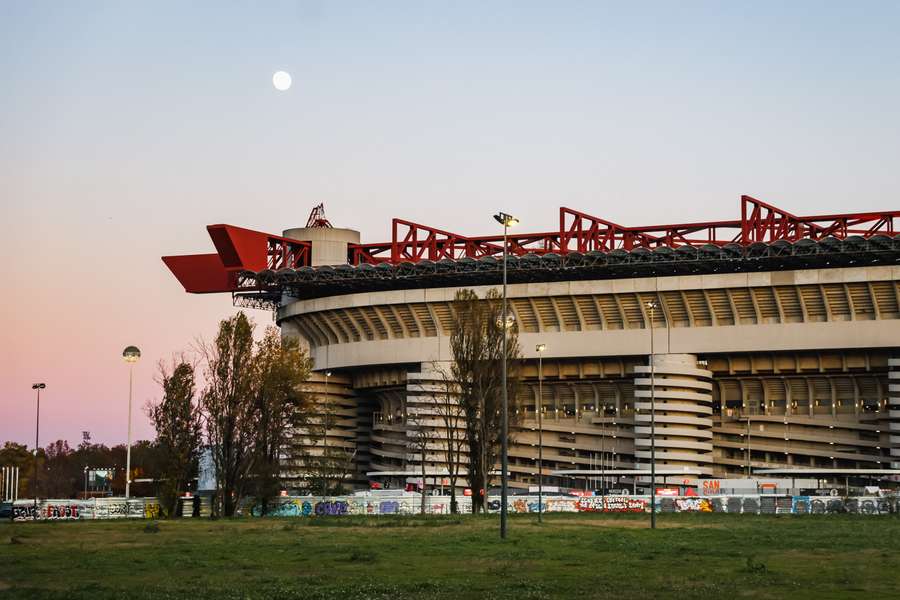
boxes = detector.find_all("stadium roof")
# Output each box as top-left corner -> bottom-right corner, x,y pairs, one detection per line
162,195 -> 900,308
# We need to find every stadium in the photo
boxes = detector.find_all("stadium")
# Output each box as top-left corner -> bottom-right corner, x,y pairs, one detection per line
164,196 -> 900,495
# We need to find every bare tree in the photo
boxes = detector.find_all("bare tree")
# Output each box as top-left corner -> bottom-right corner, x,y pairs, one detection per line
298,380 -> 356,496
428,363 -> 466,514
149,358 -> 202,517
406,411 -> 435,514
450,288 -> 521,514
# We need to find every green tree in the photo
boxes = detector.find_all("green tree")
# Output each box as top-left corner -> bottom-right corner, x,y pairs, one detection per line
201,312 -> 257,517
150,360 -> 202,517
450,288 -> 521,514
42,440 -> 76,498
0,442 -> 34,499
200,313 -> 312,516
251,327 -> 311,515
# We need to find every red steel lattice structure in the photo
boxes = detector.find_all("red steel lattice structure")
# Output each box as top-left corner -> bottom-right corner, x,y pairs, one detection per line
164,196 -> 899,293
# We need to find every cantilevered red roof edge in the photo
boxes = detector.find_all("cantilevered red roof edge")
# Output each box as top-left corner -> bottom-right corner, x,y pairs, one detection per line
161,253 -> 232,293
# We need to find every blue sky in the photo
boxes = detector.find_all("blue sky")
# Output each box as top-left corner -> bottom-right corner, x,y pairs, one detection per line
1,1 -> 898,444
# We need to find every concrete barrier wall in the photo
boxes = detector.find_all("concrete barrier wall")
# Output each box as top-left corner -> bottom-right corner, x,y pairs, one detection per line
10,497 -> 160,521
254,493 -> 899,517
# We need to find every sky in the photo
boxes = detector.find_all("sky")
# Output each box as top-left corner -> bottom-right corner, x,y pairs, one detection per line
2,1 -> 899,447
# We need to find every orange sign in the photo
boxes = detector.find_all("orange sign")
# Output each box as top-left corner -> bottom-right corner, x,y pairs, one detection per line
702,480 -> 721,494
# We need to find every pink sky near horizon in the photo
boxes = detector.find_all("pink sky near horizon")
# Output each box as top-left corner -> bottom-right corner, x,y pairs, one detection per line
2,2 -> 899,447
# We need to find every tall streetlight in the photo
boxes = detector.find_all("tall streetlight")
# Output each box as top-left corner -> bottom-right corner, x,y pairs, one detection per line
31,383 -> 46,509
494,210 -> 518,540
323,370 -> 331,496
122,346 -> 141,499
747,414 -> 752,478
645,300 -> 658,529
535,343 -> 546,523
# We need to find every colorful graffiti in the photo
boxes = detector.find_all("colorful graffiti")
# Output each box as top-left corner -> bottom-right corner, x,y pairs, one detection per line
144,503 -> 161,519
314,500 -> 349,516
11,505 -> 38,521
45,503 -> 81,520
10,498 -> 161,521
673,498 -> 713,512
576,496 -> 649,513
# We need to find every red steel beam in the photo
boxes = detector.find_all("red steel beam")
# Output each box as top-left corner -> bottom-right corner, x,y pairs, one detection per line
559,207 -> 667,252
207,224 -> 311,271
740,195 -> 899,243
349,221 -> 563,264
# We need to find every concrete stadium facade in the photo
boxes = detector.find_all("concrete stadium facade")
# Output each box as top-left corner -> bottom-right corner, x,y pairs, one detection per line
162,199 -> 900,492
277,264 -> 900,491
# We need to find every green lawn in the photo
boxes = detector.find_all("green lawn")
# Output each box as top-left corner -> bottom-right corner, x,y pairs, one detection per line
1,513 -> 898,599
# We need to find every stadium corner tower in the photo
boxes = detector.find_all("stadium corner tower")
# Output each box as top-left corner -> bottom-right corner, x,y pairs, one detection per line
164,197 -> 900,492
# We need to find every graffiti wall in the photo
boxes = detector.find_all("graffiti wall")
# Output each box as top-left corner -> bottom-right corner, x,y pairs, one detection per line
253,493 -> 898,518
10,498 -> 161,522
12,494 -> 897,521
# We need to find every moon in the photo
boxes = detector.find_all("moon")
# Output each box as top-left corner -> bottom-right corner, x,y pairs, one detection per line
272,71 -> 292,91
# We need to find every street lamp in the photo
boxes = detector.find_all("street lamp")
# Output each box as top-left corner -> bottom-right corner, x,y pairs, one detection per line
747,413 -> 752,478
645,300 -> 658,529
122,346 -> 141,499
535,343 -> 546,523
323,370 -> 332,496
31,383 -> 45,509
494,211 -> 517,540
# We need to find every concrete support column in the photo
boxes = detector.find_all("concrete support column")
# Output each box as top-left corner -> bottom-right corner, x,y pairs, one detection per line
888,358 -> 900,469
634,353 -> 714,476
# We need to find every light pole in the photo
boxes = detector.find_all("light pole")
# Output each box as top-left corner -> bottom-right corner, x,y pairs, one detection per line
535,343 -> 546,523
600,417 -> 605,505
31,383 -> 45,509
122,346 -> 141,499
747,413 -> 752,478
323,370 -> 331,496
494,210 -> 518,540
645,300 -> 658,529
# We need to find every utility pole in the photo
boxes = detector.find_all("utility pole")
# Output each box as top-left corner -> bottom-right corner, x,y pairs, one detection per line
646,300 -> 658,530
31,383 -> 45,511
494,211 -> 518,540
536,344 -> 546,523
123,346 -> 141,499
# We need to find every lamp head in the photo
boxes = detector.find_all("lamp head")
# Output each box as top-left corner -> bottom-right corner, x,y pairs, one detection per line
325,371 -> 332,377
32,383 -> 46,390
122,346 -> 141,363
493,212 -> 519,227
645,300 -> 659,310
535,344 -> 546,353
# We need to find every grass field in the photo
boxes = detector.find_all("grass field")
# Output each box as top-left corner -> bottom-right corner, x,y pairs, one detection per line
2,513 -> 898,599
